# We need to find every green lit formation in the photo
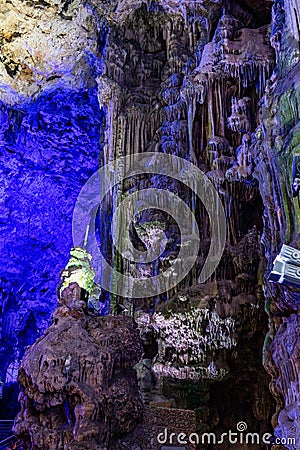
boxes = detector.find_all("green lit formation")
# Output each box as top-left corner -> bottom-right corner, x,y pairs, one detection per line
59,247 -> 96,296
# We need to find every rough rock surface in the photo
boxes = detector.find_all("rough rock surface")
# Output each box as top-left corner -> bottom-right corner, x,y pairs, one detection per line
0,0 -> 98,104
0,87 -> 103,414
255,1 -> 300,447
13,282 -> 143,449
0,0 -> 103,398
93,0 -> 275,440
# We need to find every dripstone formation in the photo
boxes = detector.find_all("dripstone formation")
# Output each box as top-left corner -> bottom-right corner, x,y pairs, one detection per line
94,0 -> 276,441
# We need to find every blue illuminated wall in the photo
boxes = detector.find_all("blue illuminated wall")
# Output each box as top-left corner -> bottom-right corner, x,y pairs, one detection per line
0,87 -> 103,412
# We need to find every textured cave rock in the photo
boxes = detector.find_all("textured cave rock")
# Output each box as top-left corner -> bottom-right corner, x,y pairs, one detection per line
0,0 -> 103,397
92,0 -> 276,442
0,0 -> 99,104
0,87 -> 103,415
13,282 -> 143,449
254,1 -> 300,447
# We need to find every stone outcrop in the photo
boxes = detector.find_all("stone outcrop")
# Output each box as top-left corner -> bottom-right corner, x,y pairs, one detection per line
254,1 -> 300,447
0,0 -> 98,104
13,281 -> 143,449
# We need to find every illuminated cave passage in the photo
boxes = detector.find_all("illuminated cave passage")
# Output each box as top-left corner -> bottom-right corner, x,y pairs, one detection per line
0,0 -> 300,449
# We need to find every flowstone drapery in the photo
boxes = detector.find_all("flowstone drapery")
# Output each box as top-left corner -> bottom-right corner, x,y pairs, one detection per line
92,0 -> 275,438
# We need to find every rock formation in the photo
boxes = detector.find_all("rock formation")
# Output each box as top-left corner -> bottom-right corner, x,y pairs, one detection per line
253,1 -> 300,447
91,0 -> 276,439
13,280 -> 143,449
